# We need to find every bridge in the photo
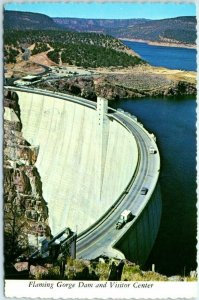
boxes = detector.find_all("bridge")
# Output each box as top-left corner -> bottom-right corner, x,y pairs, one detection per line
4,85 -> 161,265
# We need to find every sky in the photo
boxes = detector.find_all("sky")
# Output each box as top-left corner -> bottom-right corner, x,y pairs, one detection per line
4,3 -> 196,20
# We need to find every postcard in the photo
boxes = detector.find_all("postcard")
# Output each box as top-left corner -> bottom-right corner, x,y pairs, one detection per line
2,1 -> 198,299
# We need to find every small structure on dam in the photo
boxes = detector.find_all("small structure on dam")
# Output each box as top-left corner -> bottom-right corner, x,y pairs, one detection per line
4,86 -> 161,265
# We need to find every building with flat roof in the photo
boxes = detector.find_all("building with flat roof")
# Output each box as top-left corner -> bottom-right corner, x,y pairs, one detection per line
22,75 -> 41,82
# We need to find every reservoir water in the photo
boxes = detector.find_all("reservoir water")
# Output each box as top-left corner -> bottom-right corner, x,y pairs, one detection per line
122,40 -> 197,71
111,41 -> 197,276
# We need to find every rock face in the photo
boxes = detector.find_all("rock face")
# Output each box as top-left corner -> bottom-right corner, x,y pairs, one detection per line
4,91 -> 50,261
38,76 -> 97,100
36,71 -> 196,101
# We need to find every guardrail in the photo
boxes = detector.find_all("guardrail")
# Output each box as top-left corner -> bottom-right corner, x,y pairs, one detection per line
4,86 -> 96,110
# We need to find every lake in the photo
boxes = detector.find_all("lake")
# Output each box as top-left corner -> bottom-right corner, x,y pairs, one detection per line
110,41 -> 197,276
122,40 -> 197,71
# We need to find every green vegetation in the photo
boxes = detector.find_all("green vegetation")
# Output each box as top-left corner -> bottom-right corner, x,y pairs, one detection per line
4,202 -> 29,262
31,258 -> 196,281
121,264 -> 167,281
31,42 -> 50,55
47,50 -> 60,64
163,29 -> 196,44
4,47 -> 20,63
4,29 -> 127,51
4,29 -> 144,68
49,43 -> 143,68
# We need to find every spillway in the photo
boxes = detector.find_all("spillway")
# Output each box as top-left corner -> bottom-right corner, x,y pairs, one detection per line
13,90 -> 138,234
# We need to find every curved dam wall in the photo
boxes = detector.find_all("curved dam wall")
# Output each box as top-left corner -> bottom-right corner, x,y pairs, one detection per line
15,91 -> 138,234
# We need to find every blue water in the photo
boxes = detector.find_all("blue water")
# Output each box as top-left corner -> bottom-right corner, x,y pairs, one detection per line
122,40 -> 197,71
110,97 -> 197,276
109,43 -> 197,276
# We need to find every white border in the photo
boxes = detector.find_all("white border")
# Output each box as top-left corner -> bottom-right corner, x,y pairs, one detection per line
1,1 -> 198,300
4,280 -> 199,299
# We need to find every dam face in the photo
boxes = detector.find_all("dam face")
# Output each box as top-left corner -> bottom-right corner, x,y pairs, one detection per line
15,91 -> 138,234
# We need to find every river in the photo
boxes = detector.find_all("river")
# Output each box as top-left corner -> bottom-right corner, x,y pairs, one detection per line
122,40 -> 197,71
110,41 -> 197,276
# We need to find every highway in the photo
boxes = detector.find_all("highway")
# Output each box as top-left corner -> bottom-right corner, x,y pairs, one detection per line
4,85 -> 160,261
76,111 -> 160,259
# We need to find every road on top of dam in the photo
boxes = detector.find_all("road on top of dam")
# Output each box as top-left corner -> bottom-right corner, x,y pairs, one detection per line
4,86 -> 160,261
76,112 -> 160,260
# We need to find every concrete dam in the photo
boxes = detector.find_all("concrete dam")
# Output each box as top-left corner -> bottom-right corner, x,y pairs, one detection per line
5,86 -> 161,265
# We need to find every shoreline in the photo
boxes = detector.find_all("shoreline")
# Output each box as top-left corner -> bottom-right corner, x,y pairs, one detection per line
119,38 -> 196,50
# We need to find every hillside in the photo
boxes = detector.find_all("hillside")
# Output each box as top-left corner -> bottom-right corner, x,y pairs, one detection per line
4,29 -> 143,68
4,10 -> 59,30
54,16 -> 196,46
4,11 -> 196,46
53,17 -> 150,32
110,17 -> 196,45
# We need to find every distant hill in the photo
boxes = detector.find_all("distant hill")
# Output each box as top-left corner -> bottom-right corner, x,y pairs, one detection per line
4,10 -> 59,30
53,18 -> 150,32
54,16 -> 196,45
4,10 -> 196,46
108,16 -> 196,45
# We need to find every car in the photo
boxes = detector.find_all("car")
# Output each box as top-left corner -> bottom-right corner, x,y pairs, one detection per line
149,146 -> 156,154
140,187 -> 148,195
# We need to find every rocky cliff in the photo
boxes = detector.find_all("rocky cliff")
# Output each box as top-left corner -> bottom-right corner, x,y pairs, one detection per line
35,67 -> 196,101
4,91 -> 50,263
